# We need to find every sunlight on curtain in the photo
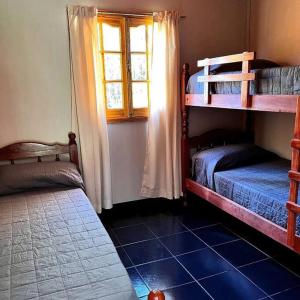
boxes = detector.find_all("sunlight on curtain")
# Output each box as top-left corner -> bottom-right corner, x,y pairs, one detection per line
67,6 -> 112,212
141,11 -> 181,199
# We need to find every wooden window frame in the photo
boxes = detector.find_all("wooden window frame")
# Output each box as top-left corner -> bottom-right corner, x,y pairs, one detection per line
98,15 -> 153,122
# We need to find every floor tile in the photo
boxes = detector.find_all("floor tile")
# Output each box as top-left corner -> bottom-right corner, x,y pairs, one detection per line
127,268 -> 149,298
163,282 -> 211,300
193,224 -> 239,246
124,239 -> 171,265
178,212 -> 217,230
272,286 -> 300,300
200,270 -> 267,300
116,247 -> 132,268
109,215 -> 145,229
137,258 -> 193,290
106,228 -> 120,247
213,239 -> 267,267
177,248 -> 233,280
113,224 -> 155,245
239,259 -> 300,295
146,216 -> 187,237
159,232 -> 207,256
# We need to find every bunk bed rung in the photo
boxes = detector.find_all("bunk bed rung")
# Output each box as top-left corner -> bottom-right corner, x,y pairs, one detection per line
197,73 -> 255,83
197,52 -> 255,67
291,138 -> 300,149
287,201 -> 300,214
288,170 -> 300,181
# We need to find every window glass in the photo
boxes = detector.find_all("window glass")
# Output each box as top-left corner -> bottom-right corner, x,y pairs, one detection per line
106,82 -> 123,109
130,25 -> 146,52
102,23 -> 121,51
132,82 -> 148,108
131,54 -> 147,80
104,54 -> 122,80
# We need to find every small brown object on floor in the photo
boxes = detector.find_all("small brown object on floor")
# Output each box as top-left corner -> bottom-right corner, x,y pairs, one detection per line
148,290 -> 165,300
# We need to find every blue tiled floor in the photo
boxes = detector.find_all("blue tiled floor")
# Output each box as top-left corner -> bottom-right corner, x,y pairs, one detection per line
100,199 -> 300,299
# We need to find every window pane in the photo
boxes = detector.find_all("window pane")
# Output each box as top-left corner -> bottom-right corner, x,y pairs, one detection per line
102,23 -> 121,51
130,25 -> 146,52
106,83 -> 123,109
132,82 -> 148,108
131,54 -> 147,80
104,54 -> 122,80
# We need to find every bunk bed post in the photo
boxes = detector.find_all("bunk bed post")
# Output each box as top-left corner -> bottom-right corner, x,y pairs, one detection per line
241,52 -> 255,108
203,65 -> 211,104
287,96 -> 300,247
181,63 -> 190,203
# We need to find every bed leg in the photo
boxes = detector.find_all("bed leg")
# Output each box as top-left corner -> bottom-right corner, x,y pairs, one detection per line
148,290 -> 165,300
182,191 -> 188,207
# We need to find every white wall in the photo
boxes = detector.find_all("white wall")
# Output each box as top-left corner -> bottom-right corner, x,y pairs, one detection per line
249,0 -> 300,159
0,0 -> 248,203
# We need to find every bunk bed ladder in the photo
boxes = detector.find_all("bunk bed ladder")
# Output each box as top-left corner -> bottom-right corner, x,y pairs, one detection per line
287,96 -> 300,248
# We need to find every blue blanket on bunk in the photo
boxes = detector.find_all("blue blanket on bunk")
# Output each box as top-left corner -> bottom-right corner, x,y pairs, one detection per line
193,144 -> 300,235
214,159 -> 300,235
192,144 -> 276,189
187,66 -> 300,95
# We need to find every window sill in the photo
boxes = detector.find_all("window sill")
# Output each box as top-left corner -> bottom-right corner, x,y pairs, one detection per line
107,116 -> 148,124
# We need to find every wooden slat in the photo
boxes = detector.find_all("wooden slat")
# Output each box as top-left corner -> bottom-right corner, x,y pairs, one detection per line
185,94 -> 298,113
185,178 -> 294,250
286,201 -> 300,214
291,138 -> 300,149
0,143 -> 69,161
287,96 -> 300,247
289,170 -> 300,182
241,60 -> 251,108
198,73 -> 255,83
197,52 -> 255,67
203,66 -> 211,104
0,132 -> 80,171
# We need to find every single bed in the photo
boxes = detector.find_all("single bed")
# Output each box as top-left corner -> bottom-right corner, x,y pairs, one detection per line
0,133 -> 139,300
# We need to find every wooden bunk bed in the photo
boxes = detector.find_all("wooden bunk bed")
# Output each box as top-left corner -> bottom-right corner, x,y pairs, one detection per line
181,51 -> 300,254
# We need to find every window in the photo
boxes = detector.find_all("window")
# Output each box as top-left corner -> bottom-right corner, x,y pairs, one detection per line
98,14 -> 153,122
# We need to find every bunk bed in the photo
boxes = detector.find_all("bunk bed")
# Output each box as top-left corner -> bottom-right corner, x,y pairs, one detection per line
181,52 -> 300,254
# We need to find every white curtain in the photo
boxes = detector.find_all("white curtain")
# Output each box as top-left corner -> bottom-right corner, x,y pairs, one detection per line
67,6 -> 112,212
141,11 -> 181,199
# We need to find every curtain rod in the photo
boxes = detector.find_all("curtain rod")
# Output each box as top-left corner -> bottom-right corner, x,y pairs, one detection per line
97,10 -> 186,18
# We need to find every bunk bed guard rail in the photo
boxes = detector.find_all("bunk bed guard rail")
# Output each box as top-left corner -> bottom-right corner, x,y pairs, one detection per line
197,51 -> 255,107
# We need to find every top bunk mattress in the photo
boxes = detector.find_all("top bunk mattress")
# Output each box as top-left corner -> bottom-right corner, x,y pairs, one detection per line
187,65 -> 300,95
0,187 -> 137,300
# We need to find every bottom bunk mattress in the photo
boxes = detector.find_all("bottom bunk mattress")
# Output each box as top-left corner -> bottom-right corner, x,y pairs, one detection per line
0,187 -> 137,300
213,159 -> 300,236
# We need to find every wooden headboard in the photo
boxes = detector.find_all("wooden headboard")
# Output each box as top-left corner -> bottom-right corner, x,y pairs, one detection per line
0,132 -> 79,169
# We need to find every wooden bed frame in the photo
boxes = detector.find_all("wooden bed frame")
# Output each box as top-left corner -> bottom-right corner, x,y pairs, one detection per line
0,133 -> 165,300
0,132 -> 80,169
181,52 -> 300,254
